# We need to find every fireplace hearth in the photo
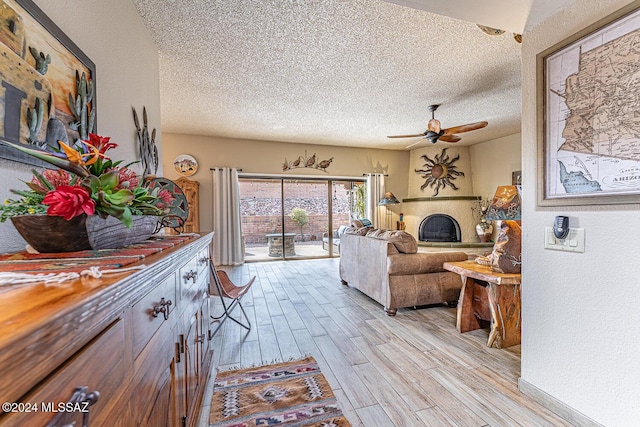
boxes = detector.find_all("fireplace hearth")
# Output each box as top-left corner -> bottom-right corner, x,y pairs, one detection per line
419,214 -> 461,242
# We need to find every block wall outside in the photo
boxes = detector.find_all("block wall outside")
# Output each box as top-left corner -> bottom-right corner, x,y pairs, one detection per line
239,179 -> 354,244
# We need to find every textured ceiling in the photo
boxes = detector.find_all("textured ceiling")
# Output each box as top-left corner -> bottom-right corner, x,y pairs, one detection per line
130,0 -> 549,150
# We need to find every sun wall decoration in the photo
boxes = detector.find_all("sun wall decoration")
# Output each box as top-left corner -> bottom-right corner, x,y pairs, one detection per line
415,148 -> 465,196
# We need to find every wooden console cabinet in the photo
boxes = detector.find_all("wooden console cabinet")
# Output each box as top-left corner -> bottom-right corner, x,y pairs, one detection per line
0,232 -> 214,427
176,177 -> 200,233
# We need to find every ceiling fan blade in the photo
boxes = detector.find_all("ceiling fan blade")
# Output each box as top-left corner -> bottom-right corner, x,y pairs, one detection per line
443,121 -> 488,135
439,134 -> 462,143
405,139 -> 426,149
387,133 -> 425,138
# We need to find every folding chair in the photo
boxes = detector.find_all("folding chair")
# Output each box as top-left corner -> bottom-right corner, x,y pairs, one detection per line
208,259 -> 255,337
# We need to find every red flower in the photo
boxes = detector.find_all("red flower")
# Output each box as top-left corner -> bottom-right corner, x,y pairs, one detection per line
87,133 -> 118,154
43,185 -> 96,220
155,189 -> 175,210
29,169 -> 71,193
114,167 -> 140,190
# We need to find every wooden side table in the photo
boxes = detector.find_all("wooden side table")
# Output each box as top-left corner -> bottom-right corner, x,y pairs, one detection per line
443,260 -> 522,348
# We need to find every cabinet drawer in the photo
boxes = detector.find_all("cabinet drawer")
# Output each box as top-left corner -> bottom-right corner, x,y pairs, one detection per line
0,319 -> 125,427
132,274 -> 176,358
179,250 -> 208,299
196,247 -> 210,276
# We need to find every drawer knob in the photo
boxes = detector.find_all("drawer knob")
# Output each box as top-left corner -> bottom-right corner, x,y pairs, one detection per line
198,256 -> 210,265
183,270 -> 198,284
45,386 -> 99,427
152,298 -> 173,320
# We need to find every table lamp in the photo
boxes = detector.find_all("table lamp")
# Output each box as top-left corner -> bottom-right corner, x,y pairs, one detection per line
378,192 -> 399,230
485,185 -> 521,274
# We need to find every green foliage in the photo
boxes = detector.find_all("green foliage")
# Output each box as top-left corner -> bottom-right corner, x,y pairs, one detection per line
289,207 -> 309,241
1,135 -> 169,229
0,193 -> 46,223
83,172 -> 135,225
353,184 -> 366,219
128,186 -> 167,217
289,207 -> 309,226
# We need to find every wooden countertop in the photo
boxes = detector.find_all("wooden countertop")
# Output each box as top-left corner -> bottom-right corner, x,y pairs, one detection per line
0,232 -> 213,404
443,260 -> 521,285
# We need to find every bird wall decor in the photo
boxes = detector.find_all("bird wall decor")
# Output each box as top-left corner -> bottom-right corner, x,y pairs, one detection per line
282,151 -> 334,172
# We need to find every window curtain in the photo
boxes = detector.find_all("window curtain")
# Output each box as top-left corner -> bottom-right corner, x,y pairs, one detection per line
365,173 -> 385,228
211,168 -> 244,265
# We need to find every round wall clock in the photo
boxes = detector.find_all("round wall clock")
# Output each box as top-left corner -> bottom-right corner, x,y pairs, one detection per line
173,154 -> 198,176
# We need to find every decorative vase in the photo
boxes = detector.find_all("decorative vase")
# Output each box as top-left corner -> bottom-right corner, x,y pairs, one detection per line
11,214 -> 91,252
475,219 -> 493,243
86,215 -> 159,250
11,214 -> 160,253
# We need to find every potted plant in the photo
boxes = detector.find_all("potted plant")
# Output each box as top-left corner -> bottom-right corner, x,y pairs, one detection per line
0,134 -> 174,252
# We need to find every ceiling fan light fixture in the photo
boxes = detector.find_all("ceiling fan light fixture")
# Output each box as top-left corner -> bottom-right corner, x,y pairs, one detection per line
425,131 -> 442,144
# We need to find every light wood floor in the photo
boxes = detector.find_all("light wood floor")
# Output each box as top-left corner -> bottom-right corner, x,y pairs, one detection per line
199,258 -> 574,427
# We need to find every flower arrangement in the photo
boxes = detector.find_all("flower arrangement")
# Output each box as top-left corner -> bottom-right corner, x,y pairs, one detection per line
0,134 -> 173,228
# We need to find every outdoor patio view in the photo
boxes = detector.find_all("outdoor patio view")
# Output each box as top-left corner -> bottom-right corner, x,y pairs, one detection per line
238,178 -> 364,261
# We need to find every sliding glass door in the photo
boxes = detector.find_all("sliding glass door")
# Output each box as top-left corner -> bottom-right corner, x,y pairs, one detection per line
238,176 -> 363,261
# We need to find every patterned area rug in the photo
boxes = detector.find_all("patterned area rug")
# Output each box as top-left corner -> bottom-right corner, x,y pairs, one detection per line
210,356 -> 351,427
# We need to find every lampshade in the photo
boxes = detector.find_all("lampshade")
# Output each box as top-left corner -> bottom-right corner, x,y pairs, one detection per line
378,192 -> 400,206
485,185 -> 521,221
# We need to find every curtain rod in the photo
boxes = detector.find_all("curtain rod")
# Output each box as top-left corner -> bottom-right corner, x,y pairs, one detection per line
362,173 -> 389,176
210,167 -> 243,171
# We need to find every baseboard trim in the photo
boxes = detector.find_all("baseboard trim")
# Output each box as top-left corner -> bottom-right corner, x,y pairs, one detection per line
518,378 -> 604,427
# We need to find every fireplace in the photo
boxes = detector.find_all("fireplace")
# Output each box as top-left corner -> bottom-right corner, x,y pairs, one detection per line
419,214 -> 461,242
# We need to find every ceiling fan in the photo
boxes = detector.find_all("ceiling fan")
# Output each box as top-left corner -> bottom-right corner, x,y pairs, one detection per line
387,104 -> 488,148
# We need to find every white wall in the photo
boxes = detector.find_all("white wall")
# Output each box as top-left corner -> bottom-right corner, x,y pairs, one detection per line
161,133 -> 410,233
469,133 -> 521,199
0,0 -> 160,253
521,0 -> 640,425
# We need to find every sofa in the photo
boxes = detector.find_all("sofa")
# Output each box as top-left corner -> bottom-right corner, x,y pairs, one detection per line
339,227 -> 468,315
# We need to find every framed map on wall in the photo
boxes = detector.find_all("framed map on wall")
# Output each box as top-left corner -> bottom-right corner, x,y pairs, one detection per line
537,1 -> 640,206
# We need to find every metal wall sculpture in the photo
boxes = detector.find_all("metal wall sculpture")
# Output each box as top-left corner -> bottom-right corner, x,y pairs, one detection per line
414,148 -> 465,196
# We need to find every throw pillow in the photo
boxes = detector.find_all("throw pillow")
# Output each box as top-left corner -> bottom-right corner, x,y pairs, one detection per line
369,230 -> 418,254
350,218 -> 373,228
359,218 -> 373,227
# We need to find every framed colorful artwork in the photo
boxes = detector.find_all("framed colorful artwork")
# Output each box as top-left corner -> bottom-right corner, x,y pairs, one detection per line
0,0 -> 96,167
173,154 -> 198,177
537,1 -> 640,206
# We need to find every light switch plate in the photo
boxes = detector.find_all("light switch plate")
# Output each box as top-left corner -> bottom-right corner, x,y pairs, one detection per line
544,227 -> 585,253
